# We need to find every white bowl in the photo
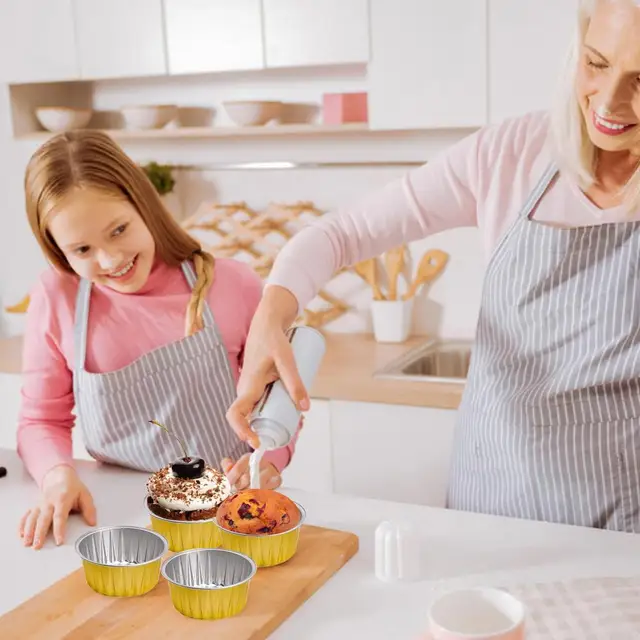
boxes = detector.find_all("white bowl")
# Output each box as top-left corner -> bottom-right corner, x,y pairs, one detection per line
35,107 -> 93,132
222,101 -> 282,126
120,104 -> 178,130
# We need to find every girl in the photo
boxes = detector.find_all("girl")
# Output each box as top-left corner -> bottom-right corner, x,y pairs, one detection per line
17,130 -> 296,549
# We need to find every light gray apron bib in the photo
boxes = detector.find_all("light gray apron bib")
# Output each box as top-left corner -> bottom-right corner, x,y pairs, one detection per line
448,163 -> 640,533
72,260 -> 250,472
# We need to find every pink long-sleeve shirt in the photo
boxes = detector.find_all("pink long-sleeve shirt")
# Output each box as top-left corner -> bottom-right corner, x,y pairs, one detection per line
17,257 -> 296,487
268,110 -> 640,310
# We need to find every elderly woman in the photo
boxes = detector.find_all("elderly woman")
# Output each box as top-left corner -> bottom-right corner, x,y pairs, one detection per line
227,0 -> 640,532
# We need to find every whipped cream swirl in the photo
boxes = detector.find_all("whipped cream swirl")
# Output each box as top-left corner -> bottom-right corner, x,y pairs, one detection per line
146,464 -> 230,512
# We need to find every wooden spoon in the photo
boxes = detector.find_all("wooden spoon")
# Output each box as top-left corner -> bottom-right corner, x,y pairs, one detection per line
384,245 -> 406,301
4,294 -> 30,314
402,249 -> 449,300
354,258 -> 385,300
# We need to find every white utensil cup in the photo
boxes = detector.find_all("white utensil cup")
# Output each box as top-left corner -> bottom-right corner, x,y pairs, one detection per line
371,298 -> 414,343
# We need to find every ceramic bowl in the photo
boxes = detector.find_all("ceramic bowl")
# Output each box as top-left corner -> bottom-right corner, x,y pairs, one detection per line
120,104 -> 177,129
35,107 -> 92,132
222,100 -> 283,126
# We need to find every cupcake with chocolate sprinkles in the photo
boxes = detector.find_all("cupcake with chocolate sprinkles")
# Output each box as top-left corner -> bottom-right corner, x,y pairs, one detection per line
144,420 -> 230,551
146,462 -> 230,522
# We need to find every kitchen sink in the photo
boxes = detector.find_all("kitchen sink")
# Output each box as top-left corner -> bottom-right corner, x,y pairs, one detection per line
374,339 -> 474,384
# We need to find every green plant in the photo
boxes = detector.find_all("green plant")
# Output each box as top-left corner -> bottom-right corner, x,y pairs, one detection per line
142,161 -> 176,196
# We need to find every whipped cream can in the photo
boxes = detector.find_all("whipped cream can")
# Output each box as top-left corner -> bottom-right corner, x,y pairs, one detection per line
249,326 -> 326,450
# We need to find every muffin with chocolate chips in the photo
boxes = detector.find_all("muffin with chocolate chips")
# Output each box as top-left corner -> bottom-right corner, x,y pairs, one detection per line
216,489 -> 300,534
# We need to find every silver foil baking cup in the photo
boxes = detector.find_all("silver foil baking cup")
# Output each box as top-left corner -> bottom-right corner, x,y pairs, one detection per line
75,525 -> 168,566
161,548 -> 257,590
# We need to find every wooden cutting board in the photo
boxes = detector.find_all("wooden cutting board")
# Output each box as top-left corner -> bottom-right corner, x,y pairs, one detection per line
1,524 -> 359,640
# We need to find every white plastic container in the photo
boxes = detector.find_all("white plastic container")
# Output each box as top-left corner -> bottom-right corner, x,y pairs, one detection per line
374,520 -> 422,582
371,298 -> 414,343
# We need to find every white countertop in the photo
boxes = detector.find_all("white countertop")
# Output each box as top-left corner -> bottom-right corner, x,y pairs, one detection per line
3,448 -> 640,638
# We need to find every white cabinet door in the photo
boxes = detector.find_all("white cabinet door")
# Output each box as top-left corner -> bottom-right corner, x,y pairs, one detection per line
73,0 -> 167,79
0,373 -> 91,461
0,0 -> 78,83
368,0 -> 487,129
489,0 -> 578,122
263,0 -> 369,68
0,374 -> 22,451
281,399 -> 333,494
164,0 -> 264,75
331,400 -> 457,507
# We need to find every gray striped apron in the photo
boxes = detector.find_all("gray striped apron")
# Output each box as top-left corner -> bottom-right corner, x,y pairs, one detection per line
72,260 -> 250,472
448,163 -> 640,533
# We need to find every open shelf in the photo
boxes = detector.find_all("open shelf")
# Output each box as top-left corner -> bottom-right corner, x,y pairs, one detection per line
16,122 -> 370,142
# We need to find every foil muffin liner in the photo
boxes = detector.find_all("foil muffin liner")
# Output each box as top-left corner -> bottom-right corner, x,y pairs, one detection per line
75,525 -> 168,597
145,495 -> 221,552
161,548 -> 257,619
216,502 -> 306,568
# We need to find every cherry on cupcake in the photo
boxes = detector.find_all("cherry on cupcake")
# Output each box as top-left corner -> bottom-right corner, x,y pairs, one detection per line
171,456 -> 205,479
148,419 -> 205,479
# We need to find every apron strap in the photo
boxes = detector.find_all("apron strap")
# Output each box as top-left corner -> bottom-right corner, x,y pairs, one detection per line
520,162 -> 559,220
181,259 -> 217,328
73,277 -> 91,373
73,259 -> 227,372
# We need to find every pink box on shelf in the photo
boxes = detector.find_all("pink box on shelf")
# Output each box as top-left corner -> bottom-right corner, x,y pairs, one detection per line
322,92 -> 368,125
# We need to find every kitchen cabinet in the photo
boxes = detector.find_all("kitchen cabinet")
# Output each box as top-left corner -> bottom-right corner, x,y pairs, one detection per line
164,0 -> 264,75
73,0 -> 167,80
0,372 -> 91,461
0,0 -> 78,83
488,0 -> 578,122
0,374 -> 22,451
330,400 -> 457,507
281,399 -> 333,494
263,0 -> 369,68
368,0 -> 487,130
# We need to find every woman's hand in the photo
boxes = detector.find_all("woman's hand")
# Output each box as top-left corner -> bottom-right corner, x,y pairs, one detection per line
19,465 -> 97,549
227,286 -> 309,448
221,454 -> 282,491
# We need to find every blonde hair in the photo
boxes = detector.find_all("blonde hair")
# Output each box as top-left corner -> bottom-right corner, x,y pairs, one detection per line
24,130 -> 213,337
549,0 -> 640,211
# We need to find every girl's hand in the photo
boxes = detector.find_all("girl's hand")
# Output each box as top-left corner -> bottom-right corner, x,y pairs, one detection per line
19,465 -> 97,549
221,454 -> 282,491
227,286 -> 308,448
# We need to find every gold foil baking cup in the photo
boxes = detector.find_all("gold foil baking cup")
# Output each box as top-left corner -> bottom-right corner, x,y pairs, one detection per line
145,496 -> 221,552
161,548 -> 256,620
75,525 -> 168,597
216,502 -> 306,568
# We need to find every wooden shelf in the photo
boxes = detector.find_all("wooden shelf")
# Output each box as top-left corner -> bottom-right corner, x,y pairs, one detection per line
17,122 -> 371,142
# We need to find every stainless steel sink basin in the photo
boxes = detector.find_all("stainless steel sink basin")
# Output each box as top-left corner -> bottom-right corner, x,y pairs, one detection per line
374,339 -> 473,384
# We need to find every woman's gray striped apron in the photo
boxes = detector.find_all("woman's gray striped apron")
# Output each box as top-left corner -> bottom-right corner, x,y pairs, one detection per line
72,260 -> 250,472
448,163 -> 640,533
